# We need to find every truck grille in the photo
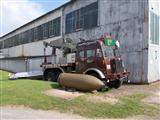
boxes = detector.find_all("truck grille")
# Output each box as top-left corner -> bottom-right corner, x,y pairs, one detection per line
115,59 -> 124,72
111,59 -> 124,73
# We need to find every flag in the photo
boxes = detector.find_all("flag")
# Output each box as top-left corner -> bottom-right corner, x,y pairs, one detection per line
104,38 -> 116,46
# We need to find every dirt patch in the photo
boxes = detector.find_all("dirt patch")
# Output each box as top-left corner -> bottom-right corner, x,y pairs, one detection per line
143,89 -> 160,104
102,81 -> 160,104
87,95 -> 119,105
87,81 -> 160,106
45,82 -> 160,104
126,115 -> 159,120
44,89 -> 84,100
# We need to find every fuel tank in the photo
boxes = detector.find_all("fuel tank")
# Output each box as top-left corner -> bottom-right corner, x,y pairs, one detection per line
58,73 -> 105,91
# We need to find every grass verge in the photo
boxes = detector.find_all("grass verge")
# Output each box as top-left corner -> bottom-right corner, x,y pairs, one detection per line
0,70 -> 159,118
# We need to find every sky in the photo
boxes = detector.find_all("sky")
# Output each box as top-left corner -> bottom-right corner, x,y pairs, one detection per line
0,0 -> 70,37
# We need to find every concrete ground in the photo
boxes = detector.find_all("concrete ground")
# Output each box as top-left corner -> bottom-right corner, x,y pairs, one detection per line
1,106 -> 158,120
0,106 -> 84,120
1,82 -> 160,120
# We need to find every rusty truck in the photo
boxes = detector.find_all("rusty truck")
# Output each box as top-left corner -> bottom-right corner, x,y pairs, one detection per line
41,35 -> 129,89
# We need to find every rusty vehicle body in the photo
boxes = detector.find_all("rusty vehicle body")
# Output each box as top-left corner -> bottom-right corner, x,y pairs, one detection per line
41,36 -> 129,89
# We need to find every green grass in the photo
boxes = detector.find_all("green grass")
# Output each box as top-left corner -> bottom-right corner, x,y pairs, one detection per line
0,70 -> 159,118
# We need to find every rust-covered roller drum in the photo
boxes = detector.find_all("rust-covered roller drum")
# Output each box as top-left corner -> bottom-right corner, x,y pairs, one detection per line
58,73 -> 105,91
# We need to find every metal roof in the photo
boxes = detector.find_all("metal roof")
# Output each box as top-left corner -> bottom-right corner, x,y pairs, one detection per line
0,0 -> 75,39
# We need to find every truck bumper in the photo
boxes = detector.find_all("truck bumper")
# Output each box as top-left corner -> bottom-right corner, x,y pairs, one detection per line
107,71 -> 129,81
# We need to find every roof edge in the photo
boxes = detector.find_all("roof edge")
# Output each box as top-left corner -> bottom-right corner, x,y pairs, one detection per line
0,0 -> 74,39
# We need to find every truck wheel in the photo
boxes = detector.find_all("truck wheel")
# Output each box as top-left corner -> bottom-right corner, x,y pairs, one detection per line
87,72 -> 101,80
112,79 -> 122,89
45,71 -> 58,82
106,82 -> 113,88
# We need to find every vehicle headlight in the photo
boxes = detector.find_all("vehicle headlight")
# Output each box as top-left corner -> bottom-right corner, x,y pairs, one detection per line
122,62 -> 124,67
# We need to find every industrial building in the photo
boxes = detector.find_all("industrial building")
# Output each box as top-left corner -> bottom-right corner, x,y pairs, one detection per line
0,0 -> 159,83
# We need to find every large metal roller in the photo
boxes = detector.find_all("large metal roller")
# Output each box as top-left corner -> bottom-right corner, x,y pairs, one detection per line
58,73 -> 105,91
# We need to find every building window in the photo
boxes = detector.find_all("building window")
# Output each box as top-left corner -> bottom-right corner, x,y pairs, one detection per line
16,35 -> 20,46
150,11 -> 160,45
12,36 -> 16,47
0,41 -> 3,49
65,2 -> 98,34
8,38 -> 12,47
34,27 -> 38,41
54,17 -> 61,36
4,39 -> 8,48
30,28 -> 34,42
20,33 -> 24,44
66,11 -> 76,33
9,38 -> 12,47
1,17 -> 61,48
26,30 -> 32,43
23,31 -> 28,44
76,9 -> 84,30
42,23 -> 49,39
37,25 -> 43,41
49,20 -> 54,37
49,17 -> 61,37
83,2 -> 98,29
20,32 -> 25,44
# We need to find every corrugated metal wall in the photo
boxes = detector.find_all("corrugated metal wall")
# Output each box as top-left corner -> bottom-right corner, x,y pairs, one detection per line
0,56 -> 52,73
64,0 -> 149,83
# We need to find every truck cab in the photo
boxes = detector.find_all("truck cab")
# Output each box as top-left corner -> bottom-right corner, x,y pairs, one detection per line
76,35 -> 128,88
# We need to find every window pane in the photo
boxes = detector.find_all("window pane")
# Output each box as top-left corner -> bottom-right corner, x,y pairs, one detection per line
8,38 -> 12,47
16,35 -> 20,45
4,40 -> 7,48
55,17 -> 61,36
38,25 -> 43,40
26,30 -> 31,43
65,1 -> 98,34
49,20 -> 54,37
21,32 -> 24,44
87,50 -> 95,58
24,31 -> 28,44
12,36 -> 16,46
34,27 -> 38,41
42,23 -> 49,39
0,41 -> 3,49
79,51 -> 84,58
30,28 -> 34,42
150,11 -> 160,45
84,2 -> 98,29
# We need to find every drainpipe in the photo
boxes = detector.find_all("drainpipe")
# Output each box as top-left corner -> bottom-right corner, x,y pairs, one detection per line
25,58 -> 28,72
62,7 -> 65,43
97,0 -> 100,27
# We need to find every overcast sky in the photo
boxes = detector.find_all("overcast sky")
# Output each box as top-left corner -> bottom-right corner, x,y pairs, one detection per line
0,0 -> 70,37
